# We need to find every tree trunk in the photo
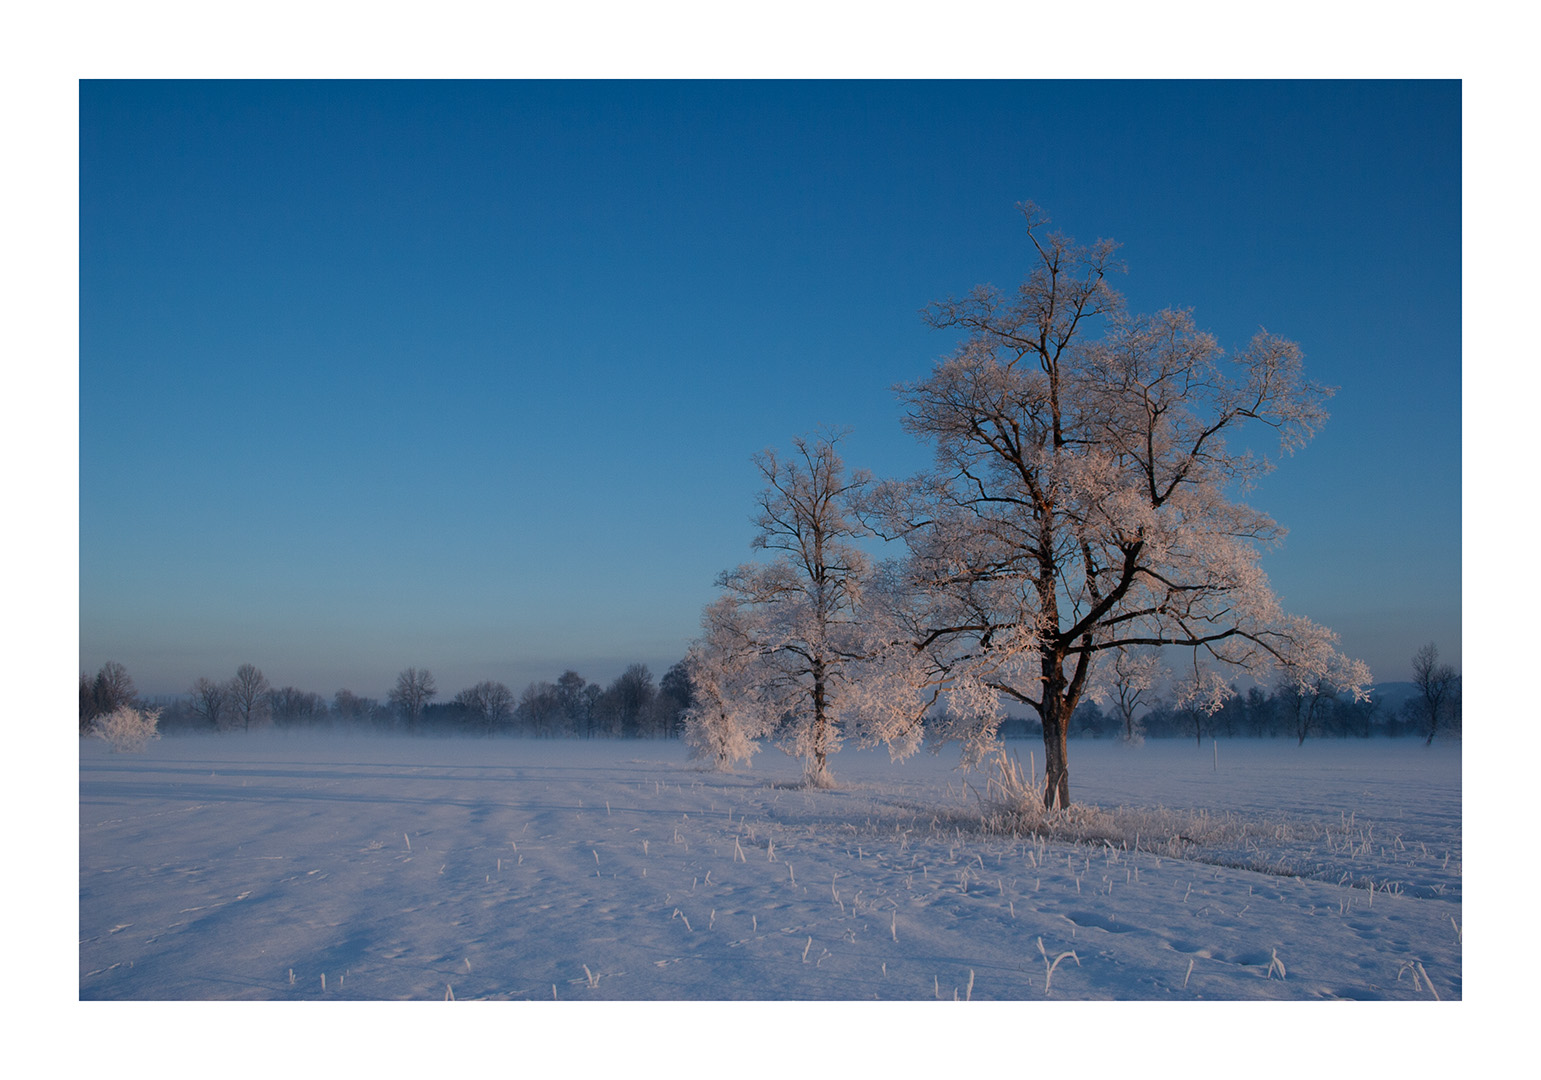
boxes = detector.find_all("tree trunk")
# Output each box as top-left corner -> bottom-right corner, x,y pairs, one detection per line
809,657 -> 830,785
1040,700 -> 1071,809
1037,646 -> 1075,809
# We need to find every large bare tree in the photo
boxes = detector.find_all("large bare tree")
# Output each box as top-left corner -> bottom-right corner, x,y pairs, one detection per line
880,203 -> 1369,807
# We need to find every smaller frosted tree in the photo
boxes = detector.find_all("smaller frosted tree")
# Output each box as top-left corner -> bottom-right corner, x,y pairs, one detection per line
695,432 -> 932,785
1173,659 -> 1236,747
1100,648 -> 1164,745
719,433 -> 873,785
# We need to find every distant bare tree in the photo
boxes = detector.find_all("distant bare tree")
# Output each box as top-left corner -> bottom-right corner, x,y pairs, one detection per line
516,681 -> 562,736
651,660 -> 695,738
390,668 -> 437,732
79,673 -> 96,733
332,689 -> 382,725
189,677 -> 230,729
1447,676 -> 1461,737
595,664 -> 657,738
454,680 -> 515,736
1411,643 -> 1459,745
1239,687 -> 1274,737
269,686 -> 327,727
554,670 -> 594,736
80,661 -> 137,732
228,664 -> 272,731
1277,674 -> 1338,746
100,661 -> 136,710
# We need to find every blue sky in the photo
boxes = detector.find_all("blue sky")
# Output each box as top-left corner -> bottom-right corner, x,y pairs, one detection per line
78,80 -> 1460,699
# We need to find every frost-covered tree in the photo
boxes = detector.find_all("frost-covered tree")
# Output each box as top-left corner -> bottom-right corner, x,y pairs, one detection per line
1101,648 -> 1163,744
90,703 -> 162,753
390,667 -> 437,732
1172,655 -> 1236,747
877,202 -> 1370,807
702,432 -> 930,786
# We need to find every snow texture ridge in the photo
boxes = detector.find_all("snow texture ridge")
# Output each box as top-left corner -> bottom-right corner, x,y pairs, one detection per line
79,734 -> 1461,1001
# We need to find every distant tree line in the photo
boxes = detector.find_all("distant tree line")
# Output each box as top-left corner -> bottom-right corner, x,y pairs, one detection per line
989,642 -> 1461,745
989,685 -> 1407,742
79,661 -> 137,734
80,641 -> 1457,746
84,659 -> 695,739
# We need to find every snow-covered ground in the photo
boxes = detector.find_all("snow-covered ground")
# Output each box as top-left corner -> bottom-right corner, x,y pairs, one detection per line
81,733 -> 1460,1005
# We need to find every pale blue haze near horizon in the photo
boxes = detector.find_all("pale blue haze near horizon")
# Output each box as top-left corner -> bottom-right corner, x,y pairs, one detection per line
79,80 -> 1460,700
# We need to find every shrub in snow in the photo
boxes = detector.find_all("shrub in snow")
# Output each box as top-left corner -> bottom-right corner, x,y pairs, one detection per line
977,750 -> 1122,842
91,704 -> 162,753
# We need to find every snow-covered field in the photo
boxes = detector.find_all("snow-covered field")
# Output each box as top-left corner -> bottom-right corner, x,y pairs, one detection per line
81,733 -> 1460,1006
